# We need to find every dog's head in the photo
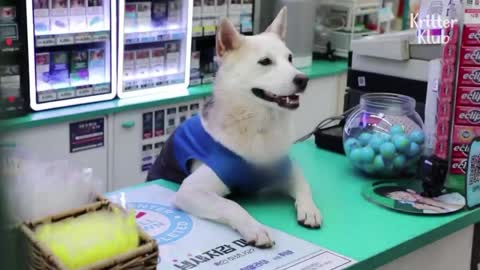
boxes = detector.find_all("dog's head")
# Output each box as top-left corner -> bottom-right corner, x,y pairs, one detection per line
214,7 -> 309,111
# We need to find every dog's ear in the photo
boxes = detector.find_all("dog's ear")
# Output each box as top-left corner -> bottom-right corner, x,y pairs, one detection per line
266,7 -> 287,41
216,18 -> 243,57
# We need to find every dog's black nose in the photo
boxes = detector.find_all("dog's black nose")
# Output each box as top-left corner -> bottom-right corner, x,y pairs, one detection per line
293,74 -> 309,92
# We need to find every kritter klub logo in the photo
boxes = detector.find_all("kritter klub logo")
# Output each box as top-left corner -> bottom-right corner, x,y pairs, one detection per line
128,202 -> 193,244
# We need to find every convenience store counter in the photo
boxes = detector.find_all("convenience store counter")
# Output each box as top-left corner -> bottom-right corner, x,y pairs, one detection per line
113,140 -> 480,270
0,60 -> 348,130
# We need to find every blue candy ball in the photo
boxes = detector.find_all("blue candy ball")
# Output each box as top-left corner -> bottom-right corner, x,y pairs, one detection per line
380,133 -> 392,142
360,146 -> 375,163
380,142 -> 396,160
344,138 -> 360,155
393,134 -> 410,152
373,155 -> 385,170
350,148 -> 363,164
393,155 -> 407,169
362,163 -> 376,174
368,134 -> 384,152
407,142 -> 421,157
409,130 -> 425,145
390,124 -> 405,135
358,132 -> 372,146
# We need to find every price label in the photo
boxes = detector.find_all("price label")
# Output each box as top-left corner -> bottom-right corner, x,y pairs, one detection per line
171,31 -> 183,40
466,8 -> 480,24
203,25 -> 216,36
140,32 -> 155,43
92,31 -> 109,42
154,76 -> 167,86
38,91 -> 57,102
125,33 -> 139,44
124,80 -> 139,91
93,84 -> 110,94
192,25 -> 203,36
75,86 -> 93,96
157,33 -> 168,41
75,33 -> 92,43
36,36 -> 56,47
57,88 -> 76,100
56,35 -> 74,45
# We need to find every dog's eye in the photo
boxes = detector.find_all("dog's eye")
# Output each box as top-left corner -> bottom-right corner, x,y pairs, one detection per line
258,57 -> 272,66
288,54 -> 293,63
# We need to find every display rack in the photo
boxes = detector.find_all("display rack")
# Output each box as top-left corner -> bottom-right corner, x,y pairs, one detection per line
117,0 -> 193,99
190,0 -> 254,86
316,0 -> 381,58
26,0 -> 117,111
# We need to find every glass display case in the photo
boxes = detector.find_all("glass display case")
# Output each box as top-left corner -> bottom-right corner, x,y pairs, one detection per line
117,0 -> 193,99
26,0 -> 117,111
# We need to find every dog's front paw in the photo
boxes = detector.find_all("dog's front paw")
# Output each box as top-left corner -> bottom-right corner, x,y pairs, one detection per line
296,200 -> 322,229
237,221 -> 274,248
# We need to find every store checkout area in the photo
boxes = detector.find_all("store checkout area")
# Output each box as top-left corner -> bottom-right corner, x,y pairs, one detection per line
2,56 -> 480,270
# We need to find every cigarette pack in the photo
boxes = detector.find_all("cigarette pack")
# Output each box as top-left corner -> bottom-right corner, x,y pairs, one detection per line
70,50 -> 89,86
69,0 -> 86,15
150,47 -> 165,75
36,53 -> 50,89
190,103 -> 200,116
458,66 -> 480,86
49,51 -> 69,87
87,0 -> 104,29
137,2 -> 152,26
167,0 -> 181,25
228,0 -> 242,15
88,48 -> 105,83
166,107 -> 177,135
191,51 -> 200,71
217,0 -> 227,19
178,104 -> 188,124
193,0 -> 202,18
152,0 -> 168,26
125,3 -> 137,28
165,41 -> 180,72
50,0 -> 69,31
240,14 -> 252,33
50,16 -> 68,31
35,17 -> 51,33
135,49 -> 151,76
154,110 -> 165,136
202,0 -> 215,17
201,0 -> 216,35
51,0 -> 68,16
34,0 -> 50,17
124,50 -> 135,78
241,0 -> 252,15
69,0 -> 87,29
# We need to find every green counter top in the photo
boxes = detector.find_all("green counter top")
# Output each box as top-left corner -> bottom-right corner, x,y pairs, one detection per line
120,141 -> 480,270
0,60 -> 347,130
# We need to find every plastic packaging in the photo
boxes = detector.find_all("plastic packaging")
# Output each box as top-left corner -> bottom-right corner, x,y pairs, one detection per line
2,146 -> 102,224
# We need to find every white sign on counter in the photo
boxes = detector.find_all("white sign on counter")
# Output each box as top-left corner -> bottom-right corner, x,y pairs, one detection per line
107,184 -> 355,270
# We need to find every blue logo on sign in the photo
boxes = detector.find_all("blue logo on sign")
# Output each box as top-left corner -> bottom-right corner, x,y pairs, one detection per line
127,202 -> 193,244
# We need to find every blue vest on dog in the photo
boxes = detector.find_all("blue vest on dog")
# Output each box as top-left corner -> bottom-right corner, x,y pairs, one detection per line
172,115 -> 292,193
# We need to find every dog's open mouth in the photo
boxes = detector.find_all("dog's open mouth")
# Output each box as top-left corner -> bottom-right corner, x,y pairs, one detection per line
251,88 -> 300,110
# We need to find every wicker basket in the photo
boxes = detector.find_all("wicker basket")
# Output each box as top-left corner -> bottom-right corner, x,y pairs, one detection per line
19,197 -> 159,270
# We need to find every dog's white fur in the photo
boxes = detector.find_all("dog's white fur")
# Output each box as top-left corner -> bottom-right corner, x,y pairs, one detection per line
173,8 -> 322,248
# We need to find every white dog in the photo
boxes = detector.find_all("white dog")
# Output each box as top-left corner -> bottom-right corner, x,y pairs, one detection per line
147,8 -> 322,248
